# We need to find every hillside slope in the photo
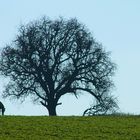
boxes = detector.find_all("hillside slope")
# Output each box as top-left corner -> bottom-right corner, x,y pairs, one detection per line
0,116 -> 140,139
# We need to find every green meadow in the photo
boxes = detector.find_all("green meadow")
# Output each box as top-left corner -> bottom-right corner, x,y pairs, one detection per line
0,116 -> 140,140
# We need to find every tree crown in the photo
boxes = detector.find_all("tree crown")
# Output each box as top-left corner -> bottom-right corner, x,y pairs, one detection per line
0,17 -> 116,115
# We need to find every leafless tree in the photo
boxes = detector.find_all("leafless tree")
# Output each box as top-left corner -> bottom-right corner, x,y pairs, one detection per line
0,17 -> 116,116
0,101 -> 5,115
83,95 -> 119,116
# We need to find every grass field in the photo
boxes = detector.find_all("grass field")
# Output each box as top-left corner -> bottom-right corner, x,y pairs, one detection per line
0,116 -> 140,140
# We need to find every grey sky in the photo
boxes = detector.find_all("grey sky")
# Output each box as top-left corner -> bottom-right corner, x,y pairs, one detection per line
0,0 -> 140,115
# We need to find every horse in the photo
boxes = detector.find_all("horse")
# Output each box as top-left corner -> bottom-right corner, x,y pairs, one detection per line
0,101 -> 5,115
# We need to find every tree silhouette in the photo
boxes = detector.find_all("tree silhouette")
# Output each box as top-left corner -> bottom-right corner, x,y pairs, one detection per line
0,101 -> 5,115
0,17 -> 116,116
83,95 -> 119,116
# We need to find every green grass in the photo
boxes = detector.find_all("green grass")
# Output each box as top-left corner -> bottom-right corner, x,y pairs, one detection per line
0,116 -> 140,140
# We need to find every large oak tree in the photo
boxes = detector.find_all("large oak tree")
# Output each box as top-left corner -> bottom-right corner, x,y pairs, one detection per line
0,17 -> 116,116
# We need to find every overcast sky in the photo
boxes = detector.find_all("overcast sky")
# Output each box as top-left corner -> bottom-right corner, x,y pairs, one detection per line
0,0 -> 140,116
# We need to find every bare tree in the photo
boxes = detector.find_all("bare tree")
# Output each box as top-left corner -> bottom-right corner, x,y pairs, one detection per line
83,95 -> 119,116
0,17 -> 116,116
0,101 -> 5,115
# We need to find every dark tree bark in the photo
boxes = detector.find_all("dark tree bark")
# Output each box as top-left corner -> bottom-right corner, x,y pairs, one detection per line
0,17 -> 116,116
0,101 -> 5,116
47,103 -> 57,116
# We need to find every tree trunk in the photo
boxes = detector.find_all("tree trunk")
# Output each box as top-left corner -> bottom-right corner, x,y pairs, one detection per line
2,110 -> 4,116
47,103 -> 57,116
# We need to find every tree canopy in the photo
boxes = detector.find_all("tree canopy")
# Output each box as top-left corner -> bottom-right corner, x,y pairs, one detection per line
0,17 -> 116,116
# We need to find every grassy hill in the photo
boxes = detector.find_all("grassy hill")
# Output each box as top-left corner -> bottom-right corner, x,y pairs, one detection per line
0,115 -> 140,139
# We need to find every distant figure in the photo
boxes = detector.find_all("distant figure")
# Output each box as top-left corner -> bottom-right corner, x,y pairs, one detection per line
0,101 -> 5,115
